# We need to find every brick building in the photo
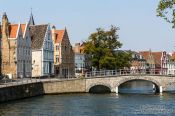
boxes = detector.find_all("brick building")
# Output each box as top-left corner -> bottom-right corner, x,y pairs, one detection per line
0,13 -> 32,78
52,26 -> 75,78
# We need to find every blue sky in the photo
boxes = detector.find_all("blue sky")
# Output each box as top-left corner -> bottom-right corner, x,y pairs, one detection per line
0,0 -> 175,52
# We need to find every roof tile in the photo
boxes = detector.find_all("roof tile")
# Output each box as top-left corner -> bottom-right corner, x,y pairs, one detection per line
9,24 -> 19,38
55,30 -> 65,43
29,24 -> 48,49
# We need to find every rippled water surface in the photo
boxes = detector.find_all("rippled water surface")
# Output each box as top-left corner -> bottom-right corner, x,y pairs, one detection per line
0,93 -> 175,116
1,80 -> 175,116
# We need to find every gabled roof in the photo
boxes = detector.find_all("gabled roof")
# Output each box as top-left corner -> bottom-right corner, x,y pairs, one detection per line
29,24 -> 48,49
21,24 -> 26,35
55,29 -> 65,43
152,52 -> 162,65
9,24 -> 19,38
139,51 -> 150,60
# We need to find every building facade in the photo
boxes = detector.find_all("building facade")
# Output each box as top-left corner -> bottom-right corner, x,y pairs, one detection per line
73,43 -> 91,77
30,24 -> 54,77
130,51 -> 147,74
0,13 -> 32,78
139,50 -> 171,75
52,26 -> 75,78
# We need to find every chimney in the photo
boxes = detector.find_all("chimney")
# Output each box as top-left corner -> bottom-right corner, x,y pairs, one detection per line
51,25 -> 56,43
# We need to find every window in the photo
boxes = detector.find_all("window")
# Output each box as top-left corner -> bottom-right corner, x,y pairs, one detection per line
56,45 -> 59,51
56,55 -> 59,63
48,42 -> 50,50
48,32 -> 50,40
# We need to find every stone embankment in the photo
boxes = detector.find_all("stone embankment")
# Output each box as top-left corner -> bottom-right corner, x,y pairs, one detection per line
0,78 -> 85,102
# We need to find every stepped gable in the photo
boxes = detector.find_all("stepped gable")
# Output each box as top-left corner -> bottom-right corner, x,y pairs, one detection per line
29,24 -> 48,49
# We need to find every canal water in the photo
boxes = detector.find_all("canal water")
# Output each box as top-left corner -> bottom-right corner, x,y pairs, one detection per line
0,81 -> 175,116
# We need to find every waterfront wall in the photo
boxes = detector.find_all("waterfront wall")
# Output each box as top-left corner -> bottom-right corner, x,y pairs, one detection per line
43,79 -> 86,94
1,75 -> 175,102
0,82 -> 44,102
0,79 -> 86,102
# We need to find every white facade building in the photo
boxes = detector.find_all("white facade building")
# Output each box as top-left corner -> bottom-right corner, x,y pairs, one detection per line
75,53 -> 85,76
17,23 -> 32,77
30,24 -> 54,77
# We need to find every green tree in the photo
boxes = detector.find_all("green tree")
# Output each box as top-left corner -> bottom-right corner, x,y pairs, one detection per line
84,26 -> 132,70
157,0 -> 175,28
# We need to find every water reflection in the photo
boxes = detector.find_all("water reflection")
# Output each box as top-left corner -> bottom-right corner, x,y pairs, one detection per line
119,80 -> 156,94
1,93 -> 175,115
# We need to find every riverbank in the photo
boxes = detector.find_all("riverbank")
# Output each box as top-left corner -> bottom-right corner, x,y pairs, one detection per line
0,78 -> 86,103
0,82 -> 44,102
0,75 -> 174,103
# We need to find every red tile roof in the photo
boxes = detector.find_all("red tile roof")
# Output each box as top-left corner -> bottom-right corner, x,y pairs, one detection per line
152,52 -> 162,65
9,24 -> 19,38
20,24 -> 26,35
139,51 -> 150,60
55,30 -> 65,43
1,24 -> 26,38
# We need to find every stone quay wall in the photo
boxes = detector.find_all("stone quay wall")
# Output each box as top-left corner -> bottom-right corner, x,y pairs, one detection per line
0,82 -> 44,102
43,78 -> 86,94
1,75 -> 175,102
0,78 -> 86,102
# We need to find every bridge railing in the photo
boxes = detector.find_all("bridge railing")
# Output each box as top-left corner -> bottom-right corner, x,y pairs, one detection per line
85,69 -> 172,78
0,75 -> 77,88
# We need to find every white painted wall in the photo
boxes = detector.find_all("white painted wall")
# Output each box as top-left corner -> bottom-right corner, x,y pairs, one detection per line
32,50 -> 42,77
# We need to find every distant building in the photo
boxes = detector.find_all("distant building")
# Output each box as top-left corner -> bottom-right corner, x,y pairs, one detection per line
73,43 -> 90,77
0,13 -> 32,78
139,50 -> 155,71
139,50 -> 170,74
74,43 -> 85,75
130,51 -> 147,73
167,52 -> 175,75
52,26 -> 75,78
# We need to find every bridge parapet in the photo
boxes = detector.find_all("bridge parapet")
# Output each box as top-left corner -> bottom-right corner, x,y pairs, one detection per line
85,70 -> 175,78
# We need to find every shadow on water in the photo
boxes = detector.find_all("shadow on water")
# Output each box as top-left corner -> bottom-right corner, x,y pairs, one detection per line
118,80 -> 157,94
89,85 -> 111,94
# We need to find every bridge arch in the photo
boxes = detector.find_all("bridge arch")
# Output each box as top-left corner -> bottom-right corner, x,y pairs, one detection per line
115,77 -> 162,93
87,83 -> 112,93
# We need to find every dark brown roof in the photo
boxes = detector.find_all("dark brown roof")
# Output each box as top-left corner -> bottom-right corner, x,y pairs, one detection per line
29,24 -> 48,50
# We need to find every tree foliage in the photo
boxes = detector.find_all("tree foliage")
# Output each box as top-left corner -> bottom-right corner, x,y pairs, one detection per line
157,0 -> 175,28
84,26 -> 132,70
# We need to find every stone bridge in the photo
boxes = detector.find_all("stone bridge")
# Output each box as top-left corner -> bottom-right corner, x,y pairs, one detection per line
86,75 -> 175,93
43,75 -> 175,94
